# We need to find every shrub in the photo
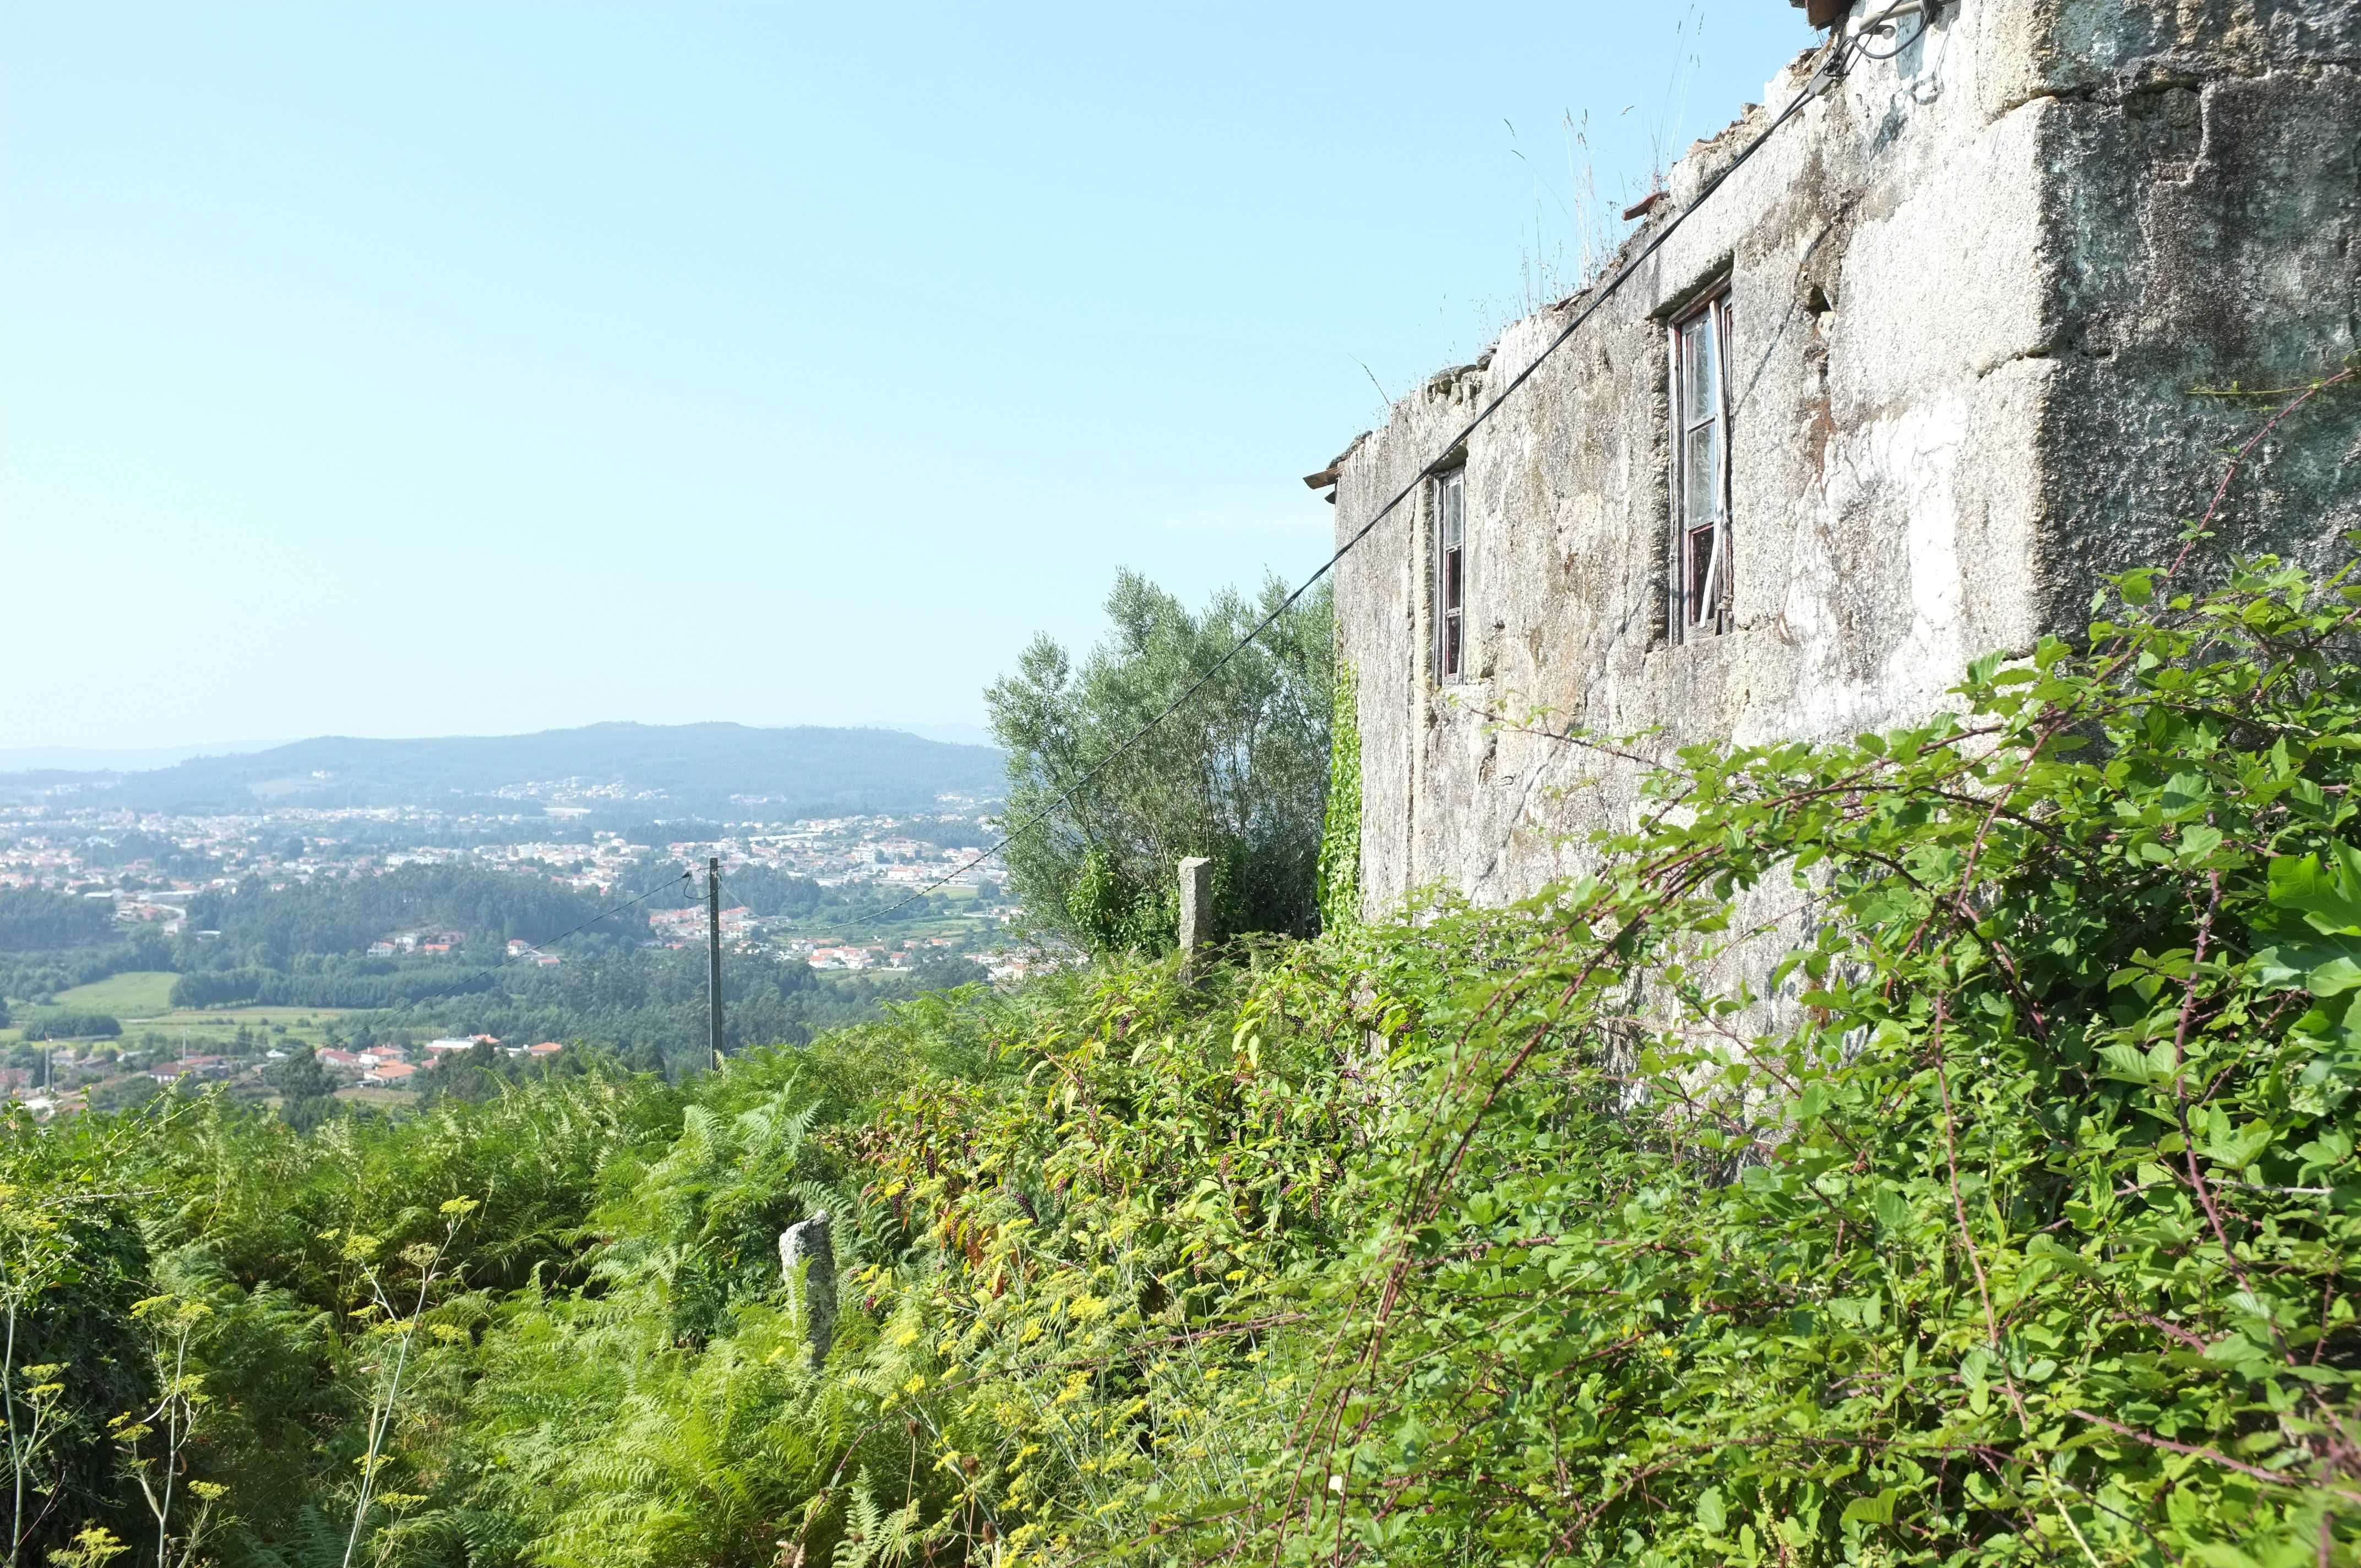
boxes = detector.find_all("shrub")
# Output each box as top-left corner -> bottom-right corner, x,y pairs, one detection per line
22,1011 -> 121,1042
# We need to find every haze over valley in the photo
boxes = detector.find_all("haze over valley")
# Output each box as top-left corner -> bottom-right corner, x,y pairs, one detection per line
0,720 -> 1029,1112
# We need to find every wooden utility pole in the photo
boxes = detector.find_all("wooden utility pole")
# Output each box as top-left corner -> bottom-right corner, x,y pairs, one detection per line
706,856 -> 725,1072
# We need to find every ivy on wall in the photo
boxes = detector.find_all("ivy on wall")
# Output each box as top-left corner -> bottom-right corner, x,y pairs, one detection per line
1316,653 -> 1362,932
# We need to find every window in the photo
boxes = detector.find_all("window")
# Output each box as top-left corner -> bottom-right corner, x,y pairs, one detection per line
1433,468 -> 1467,681
1669,289 -> 1733,641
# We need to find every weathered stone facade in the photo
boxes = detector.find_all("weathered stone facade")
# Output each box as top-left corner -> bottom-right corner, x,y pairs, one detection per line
1331,0 -> 2360,913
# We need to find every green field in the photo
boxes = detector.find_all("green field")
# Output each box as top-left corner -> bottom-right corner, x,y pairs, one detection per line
112,1006 -> 350,1054
48,970 -> 180,1017
0,986 -> 351,1053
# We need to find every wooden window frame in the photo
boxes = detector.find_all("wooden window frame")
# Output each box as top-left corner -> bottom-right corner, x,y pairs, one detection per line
1432,467 -> 1468,683
1668,287 -> 1734,643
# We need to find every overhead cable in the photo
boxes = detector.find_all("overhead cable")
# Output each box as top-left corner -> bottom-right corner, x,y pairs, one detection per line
806,25 -> 1875,923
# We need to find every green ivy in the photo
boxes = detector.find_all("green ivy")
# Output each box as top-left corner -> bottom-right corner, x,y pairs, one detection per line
1318,654 -> 1363,933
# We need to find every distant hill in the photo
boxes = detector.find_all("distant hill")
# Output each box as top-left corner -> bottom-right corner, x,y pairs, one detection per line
0,740 -> 287,773
0,723 -> 1004,819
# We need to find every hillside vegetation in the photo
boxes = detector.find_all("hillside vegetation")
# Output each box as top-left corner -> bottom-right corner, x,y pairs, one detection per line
4,551 -> 2360,1567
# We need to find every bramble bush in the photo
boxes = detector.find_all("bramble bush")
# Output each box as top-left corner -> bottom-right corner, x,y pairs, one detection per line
822,542 -> 2361,1568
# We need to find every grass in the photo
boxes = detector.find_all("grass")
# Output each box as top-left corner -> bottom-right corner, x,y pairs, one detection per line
48,970 -> 179,1017
115,1009 -> 349,1055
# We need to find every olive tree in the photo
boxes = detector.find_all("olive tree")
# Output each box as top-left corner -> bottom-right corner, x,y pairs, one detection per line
986,571 -> 1332,955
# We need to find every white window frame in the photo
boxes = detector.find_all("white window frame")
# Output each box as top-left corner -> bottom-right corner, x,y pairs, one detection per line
1432,467 -> 1468,682
1668,288 -> 1734,642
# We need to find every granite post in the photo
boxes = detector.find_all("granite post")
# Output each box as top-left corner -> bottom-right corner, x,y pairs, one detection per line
777,1211 -> 837,1368
1177,857 -> 1213,959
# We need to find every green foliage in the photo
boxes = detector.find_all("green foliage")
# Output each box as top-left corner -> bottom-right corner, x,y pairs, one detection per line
989,572 -> 1332,955
808,547 -> 2361,1567
167,963 -> 501,1011
0,934 -> 174,1009
0,891 -> 117,953
1317,654 -> 1362,933
0,1122 -> 160,1560
266,1047 -> 341,1132
182,865 -> 634,970
19,1011 -> 121,1043
1062,848 -> 1176,955
6,551 -> 2361,1568
1204,546 -> 2361,1567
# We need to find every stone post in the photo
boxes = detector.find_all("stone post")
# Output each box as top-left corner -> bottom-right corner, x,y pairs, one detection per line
778,1211 -> 837,1368
1177,857 -> 1213,957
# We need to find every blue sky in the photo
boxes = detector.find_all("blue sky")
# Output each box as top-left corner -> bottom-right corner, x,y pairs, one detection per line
3,2 -> 1810,752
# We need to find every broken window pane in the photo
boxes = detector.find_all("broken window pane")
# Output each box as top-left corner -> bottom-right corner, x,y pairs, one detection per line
1670,290 -> 1733,641
1434,469 -> 1467,680
1682,422 -> 1721,536
1680,311 -> 1720,427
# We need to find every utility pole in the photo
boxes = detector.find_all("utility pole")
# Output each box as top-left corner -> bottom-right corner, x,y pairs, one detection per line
706,856 -> 725,1073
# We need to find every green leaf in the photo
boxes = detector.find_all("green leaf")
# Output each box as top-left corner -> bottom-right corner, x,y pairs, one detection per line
2160,772 -> 2212,817
1696,1488 -> 1726,1537
2185,1543 -> 2265,1568
2269,850 -> 2361,934
2203,1118 -> 2273,1172
2250,934 -> 2361,995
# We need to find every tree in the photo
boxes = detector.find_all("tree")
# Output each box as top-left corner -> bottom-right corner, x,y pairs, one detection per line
426,1042 -> 504,1106
987,572 -> 1332,955
0,894 -> 115,954
21,1015 -> 118,1045
265,1048 -> 338,1133
907,954 -> 989,992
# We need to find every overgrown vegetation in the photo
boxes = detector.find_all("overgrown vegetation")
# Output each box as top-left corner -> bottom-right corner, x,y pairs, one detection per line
5,545 -> 2360,1566
988,573 -> 1333,955
1318,654 -> 1362,932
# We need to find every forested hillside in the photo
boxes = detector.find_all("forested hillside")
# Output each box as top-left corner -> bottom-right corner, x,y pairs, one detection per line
183,865 -> 631,968
3,554 -> 2357,1566
0,890 -> 118,952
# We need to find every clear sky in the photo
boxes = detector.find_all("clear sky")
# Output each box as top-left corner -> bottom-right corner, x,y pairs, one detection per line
3,2 -> 1812,751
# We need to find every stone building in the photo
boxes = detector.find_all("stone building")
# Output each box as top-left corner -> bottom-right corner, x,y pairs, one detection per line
1320,0 -> 2361,914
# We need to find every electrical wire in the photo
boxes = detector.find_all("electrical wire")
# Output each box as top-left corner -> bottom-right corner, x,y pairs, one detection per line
1854,5 -> 1935,63
844,25 -> 1876,923
310,20 -> 1893,1061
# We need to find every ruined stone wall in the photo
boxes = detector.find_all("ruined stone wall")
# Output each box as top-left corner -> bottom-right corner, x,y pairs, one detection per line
2028,1 -> 2360,607
1333,0 -> 2360,915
